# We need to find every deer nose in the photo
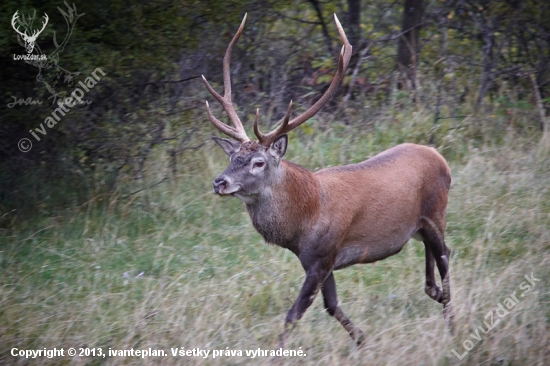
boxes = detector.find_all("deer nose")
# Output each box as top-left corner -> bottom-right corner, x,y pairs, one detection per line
213,176 -> 228,193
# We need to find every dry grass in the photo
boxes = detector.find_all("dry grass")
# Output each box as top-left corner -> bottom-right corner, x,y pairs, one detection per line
1,118 -> 549,365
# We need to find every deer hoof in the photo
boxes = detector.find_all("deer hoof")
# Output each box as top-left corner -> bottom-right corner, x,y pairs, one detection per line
354,328 -> 366,346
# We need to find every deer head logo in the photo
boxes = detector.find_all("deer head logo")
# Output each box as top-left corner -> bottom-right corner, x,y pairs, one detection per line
12,10 -> 49,53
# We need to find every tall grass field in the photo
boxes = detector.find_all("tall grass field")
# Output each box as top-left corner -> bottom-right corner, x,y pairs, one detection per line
1,111 -> 549,365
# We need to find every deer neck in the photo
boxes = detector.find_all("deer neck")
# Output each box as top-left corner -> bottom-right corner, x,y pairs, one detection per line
245,160 -> 321,249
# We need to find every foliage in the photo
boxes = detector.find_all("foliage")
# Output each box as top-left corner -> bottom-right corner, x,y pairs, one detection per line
0,119 -> 548,364
0,1 -> 549,363
1,0 -> 549,215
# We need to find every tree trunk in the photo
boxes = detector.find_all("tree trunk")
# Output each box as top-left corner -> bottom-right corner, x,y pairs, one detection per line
396,0 -> 424,90
307,0 -> 333,54
347,0 -> 361,50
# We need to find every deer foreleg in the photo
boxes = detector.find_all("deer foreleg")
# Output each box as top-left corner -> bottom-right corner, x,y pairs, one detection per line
322,272 -> 365,345
278,262 -> 329,347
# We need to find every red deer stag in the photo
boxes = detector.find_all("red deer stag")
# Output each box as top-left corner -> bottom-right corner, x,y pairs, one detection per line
202,14 -> 453,346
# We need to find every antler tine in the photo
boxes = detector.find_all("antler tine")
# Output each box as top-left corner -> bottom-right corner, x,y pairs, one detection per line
253,108 -> 261,140
36,13 -> 48,35
204,101 -> 249,142
11,11 -> 27,37
29,13 -> 48,37
254,101 -> 292,145
255,14 -> 352,146
202,13 -> 250,142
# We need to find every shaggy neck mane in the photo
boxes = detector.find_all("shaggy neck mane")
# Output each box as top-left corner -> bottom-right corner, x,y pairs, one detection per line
278,160 -> 320,216
245,160 -> 320,250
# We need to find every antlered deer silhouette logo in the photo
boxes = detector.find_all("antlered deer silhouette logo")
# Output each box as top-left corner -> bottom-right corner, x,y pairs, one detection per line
11,10 -> 49,54
13,2 -> 85,105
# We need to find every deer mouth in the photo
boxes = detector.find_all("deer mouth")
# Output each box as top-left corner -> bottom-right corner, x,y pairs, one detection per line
213,184 -> 241,196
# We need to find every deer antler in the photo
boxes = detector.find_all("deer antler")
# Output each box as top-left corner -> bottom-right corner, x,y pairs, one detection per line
11,11 -> 48,39
33,13 -> 49,38
254,14 -> 352,146
52,2 -> 85,58
202,14 -> 250,143
203,14 -> 352,146
12,11 -> 48,53
11,11 -> 27,38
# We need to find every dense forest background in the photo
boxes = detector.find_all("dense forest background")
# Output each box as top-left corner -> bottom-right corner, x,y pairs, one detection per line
1,0 -> 549,217
1,1 -> 549,365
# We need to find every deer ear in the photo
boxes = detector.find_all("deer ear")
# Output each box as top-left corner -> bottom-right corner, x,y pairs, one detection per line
213,136 -> 241,157
269,134 -> 288,159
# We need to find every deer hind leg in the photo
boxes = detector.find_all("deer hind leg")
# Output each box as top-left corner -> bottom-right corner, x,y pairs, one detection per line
424,245 -> 444,302
322,272 -> 365,345
421,218 -> 454,332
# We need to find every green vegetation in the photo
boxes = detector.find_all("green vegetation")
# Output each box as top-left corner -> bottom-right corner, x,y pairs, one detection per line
1,109 -> 549,364
1,0 -> 549,364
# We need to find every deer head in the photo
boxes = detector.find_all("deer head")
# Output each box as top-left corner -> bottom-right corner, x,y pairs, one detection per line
202,14 -> 351,200
12,10 -> 49,54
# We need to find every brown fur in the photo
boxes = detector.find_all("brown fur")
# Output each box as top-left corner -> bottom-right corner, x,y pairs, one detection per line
204,14 -> 454,347
235,142 -> 453,345
244,160 -> 319,254
237,141 -> 262,155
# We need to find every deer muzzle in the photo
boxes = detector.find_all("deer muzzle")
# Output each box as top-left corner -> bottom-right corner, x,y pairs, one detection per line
213,175 -> 240,195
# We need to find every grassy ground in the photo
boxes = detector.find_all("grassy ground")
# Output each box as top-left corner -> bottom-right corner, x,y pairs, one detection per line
1,113 -> 549,365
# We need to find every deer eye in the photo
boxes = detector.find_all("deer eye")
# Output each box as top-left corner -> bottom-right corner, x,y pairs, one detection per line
253,161 -> 265,168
